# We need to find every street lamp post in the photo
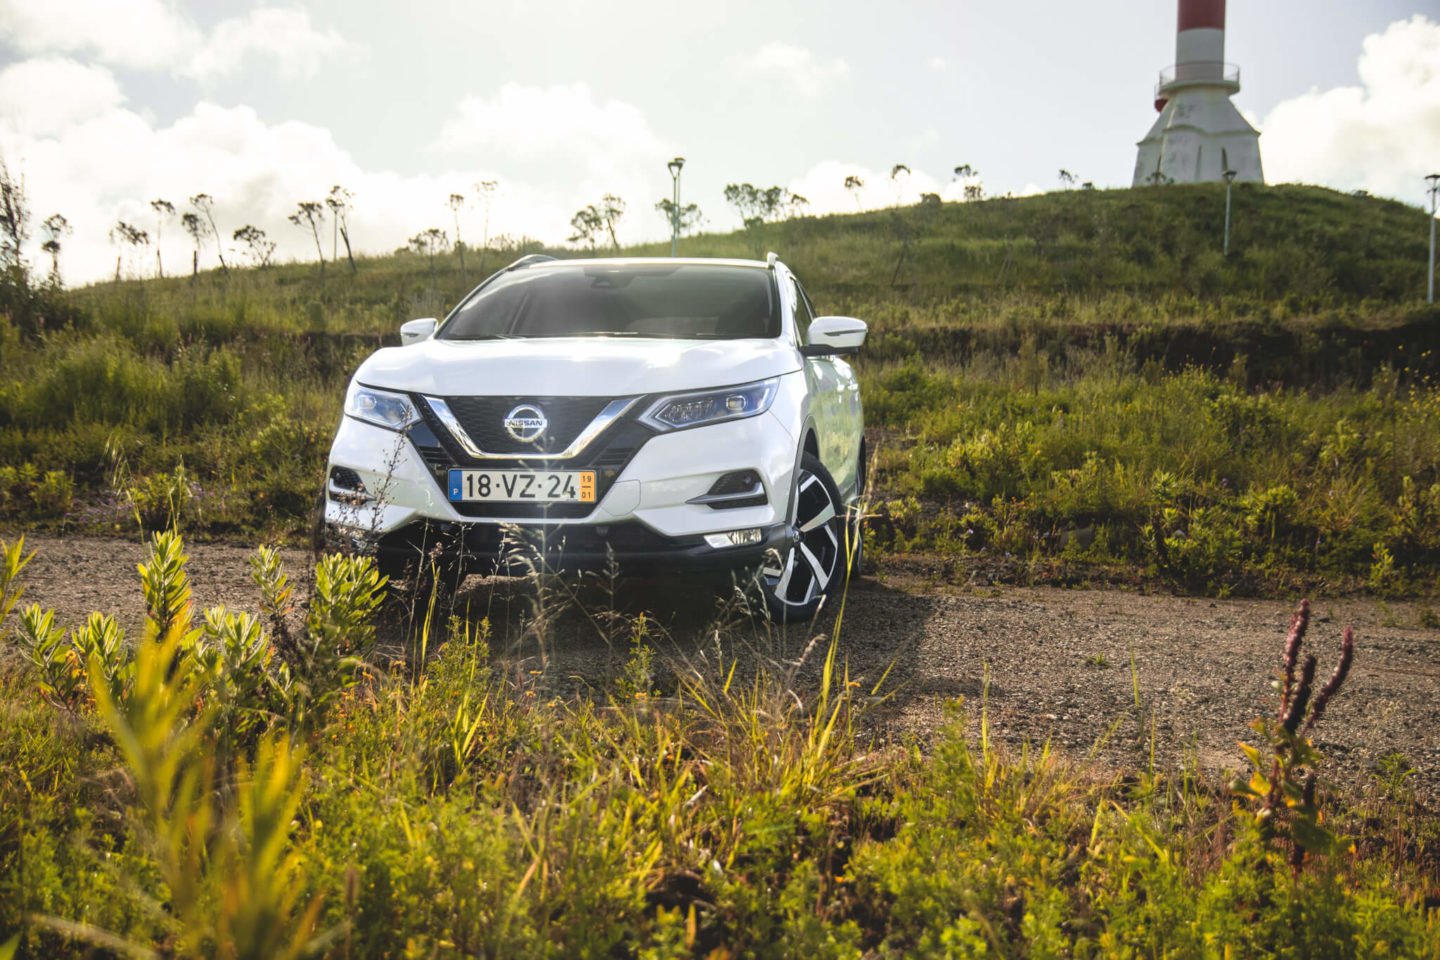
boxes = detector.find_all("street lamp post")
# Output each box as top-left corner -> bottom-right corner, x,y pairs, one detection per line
1222,169 -> 1237,258
667,157 -> 685,257
1427,173 -> 1440,304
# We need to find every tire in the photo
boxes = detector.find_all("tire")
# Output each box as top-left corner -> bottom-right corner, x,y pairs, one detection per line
760,453 -> 846,622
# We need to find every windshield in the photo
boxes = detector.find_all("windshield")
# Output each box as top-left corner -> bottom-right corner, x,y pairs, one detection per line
438,263 -> 780,341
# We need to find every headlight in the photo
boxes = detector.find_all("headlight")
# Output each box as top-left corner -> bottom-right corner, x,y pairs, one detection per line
640,378 -> 779,432
344,382 -> 419,431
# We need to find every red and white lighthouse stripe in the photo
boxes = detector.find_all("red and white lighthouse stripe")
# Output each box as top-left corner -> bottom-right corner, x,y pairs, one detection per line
1176,0 -> 1226,70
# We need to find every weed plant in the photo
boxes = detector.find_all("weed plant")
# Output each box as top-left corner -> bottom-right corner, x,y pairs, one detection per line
1,534 -> 1438,956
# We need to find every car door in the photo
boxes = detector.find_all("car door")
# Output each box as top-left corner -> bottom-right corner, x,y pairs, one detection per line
790,276 -> 854,496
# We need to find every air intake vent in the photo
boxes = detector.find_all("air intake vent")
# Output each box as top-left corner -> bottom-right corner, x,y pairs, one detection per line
689,470 -> 767,510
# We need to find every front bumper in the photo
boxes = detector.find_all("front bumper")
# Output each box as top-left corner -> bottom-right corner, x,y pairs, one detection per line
328,517 -> 796,576
323,383 -> 804,573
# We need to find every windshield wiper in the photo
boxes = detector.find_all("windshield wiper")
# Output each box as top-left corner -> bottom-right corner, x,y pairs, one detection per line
445,334 -> 523,341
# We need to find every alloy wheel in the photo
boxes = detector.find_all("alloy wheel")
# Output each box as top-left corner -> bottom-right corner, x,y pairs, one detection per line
762,457 -> 842,616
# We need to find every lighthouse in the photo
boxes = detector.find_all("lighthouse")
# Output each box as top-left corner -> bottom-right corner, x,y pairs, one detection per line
1133,0 -> 1263,186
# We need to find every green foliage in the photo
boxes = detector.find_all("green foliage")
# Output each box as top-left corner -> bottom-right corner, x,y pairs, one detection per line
867,352 -> 1439,593
123,464 -> 200,531
250,543 -> 295,641
87,625 -> 329,958
13,605 -> 128,709
0,534 -> 32,629
0,464 -> 73,521
137,529 -> 194,636
291,552 -> 384,722
195,606 -> 294,749
2,539 -> 1438,955
14,604 -> 84,706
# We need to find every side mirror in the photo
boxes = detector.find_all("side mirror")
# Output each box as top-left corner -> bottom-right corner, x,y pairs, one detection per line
800,316 -> 867,357
400,317 -> 437,345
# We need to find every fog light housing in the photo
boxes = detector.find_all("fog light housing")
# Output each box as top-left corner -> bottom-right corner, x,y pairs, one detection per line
328,466 -> 369,503
704,528 -> 763,549
688,469 -> 767,510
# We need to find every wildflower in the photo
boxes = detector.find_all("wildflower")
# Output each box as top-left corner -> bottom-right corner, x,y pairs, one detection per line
1303,627 -> 1354,734
1282,599 -> 1309,701
1281,654 -> 1316,734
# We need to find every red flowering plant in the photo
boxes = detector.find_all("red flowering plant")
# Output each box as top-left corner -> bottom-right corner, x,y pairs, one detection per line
1231,598 -> 1356,872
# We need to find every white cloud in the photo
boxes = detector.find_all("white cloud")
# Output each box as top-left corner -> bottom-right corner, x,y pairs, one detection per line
182,8 -> 358,82
2,65 -> 676,285
928,57 -> 949,72
0,0 -> 198,71
0,1 -> 357,81
430,82 -> 677,230
1260,15 -> 1440,201
433,82 -> 669,173
0,57 -> 125,138
734,42 -> 849,98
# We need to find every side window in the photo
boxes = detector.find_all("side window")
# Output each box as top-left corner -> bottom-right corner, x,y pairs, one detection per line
791,278 -> 814,341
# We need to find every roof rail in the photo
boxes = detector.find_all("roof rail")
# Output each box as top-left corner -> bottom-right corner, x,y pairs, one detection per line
506,253 -> 557,271
765,251 -> 779,267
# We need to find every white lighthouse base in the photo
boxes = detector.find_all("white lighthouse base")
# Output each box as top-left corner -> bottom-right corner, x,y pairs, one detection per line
1133,86 -> 1263,186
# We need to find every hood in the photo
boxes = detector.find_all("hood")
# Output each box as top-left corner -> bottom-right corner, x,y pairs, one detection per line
354,336 -> 803,397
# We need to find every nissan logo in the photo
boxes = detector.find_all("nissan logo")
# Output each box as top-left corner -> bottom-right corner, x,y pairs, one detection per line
503,404 -> 548,443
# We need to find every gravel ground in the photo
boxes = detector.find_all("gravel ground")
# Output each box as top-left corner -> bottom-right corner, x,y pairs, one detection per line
11,534 -> 1440,803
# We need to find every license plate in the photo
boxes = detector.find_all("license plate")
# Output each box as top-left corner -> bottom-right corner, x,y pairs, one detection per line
447,469 -> 596,503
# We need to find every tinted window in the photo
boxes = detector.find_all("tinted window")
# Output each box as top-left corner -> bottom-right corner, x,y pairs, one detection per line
439,263 -> 779,341
790,278 -> 814,338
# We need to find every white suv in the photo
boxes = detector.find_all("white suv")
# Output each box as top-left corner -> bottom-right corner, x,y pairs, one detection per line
322,254 -> 867,620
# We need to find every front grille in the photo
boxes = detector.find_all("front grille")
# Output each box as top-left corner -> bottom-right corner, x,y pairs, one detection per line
434,395 -> 615,455
407,402 -> 654,520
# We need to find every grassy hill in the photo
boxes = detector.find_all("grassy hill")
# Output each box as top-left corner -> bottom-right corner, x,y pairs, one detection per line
1,183 -> 1437,593
15,181 -> 1440,339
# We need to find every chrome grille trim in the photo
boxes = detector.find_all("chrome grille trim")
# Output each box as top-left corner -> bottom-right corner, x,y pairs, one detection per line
422,396 -> 640,461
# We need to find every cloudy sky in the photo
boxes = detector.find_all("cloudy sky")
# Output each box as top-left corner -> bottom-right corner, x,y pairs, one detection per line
2,0 -> 1438,285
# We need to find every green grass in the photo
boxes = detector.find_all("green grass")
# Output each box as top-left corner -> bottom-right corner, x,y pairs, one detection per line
2,183 -> 1439,594
864,346 -> 1440,595
1,533 -> 1437,957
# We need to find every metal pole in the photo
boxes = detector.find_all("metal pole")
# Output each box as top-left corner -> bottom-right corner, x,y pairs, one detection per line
1428,174 -> 1439,304
668,157 -> 684,257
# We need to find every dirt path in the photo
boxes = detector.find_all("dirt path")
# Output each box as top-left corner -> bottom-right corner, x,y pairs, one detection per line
10,534 -> 1440,802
